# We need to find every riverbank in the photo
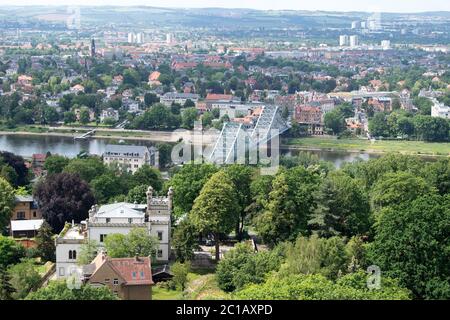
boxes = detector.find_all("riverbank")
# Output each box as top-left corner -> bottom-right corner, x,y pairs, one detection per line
283,137 -> 450,157
0,124 -> 219,144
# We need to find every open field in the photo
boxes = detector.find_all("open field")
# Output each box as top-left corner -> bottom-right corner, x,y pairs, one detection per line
152,268 -> 228,300
284,137 -> 450,156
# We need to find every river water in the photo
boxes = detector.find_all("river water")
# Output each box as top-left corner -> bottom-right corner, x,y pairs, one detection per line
0,134 -> 382,168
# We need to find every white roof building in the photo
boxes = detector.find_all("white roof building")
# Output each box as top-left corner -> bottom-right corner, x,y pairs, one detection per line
10,219 -> 44,232
431,98 -> 450,119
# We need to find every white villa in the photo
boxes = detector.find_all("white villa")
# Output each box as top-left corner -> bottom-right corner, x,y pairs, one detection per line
55,186 -> 172,279
431,98 -> 450,119
102,144 -> 159,173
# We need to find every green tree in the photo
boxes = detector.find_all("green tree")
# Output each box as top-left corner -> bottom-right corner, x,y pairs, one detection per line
190,171 -> 240,261
64,157 -> 107,183
422,158 -> 450,195
181,107 -> 198,129
216,242 -> 285,292
172,218 -> 199,262
26,281 -> 117,300
368,194 -> 450,299
35,221 -> 56,262
171,261 -> 190,291
91,172 -> 127,204
370,171 -> 435,211
279,235 -> 349,280
104,228 -> 158,258
369,112 -> 389,137
413,115 -> 449,142
324,109 -> 346,135
255,167 -> 319,246
235,272 -> 411,300
44,155 -> 69,175
131,165 -> 163,191
0,177 -> 15,233
168,163 -> 218,218
77,240 -> 99,265
0,266 -> 15,300
223,165 -> 254,239
63,111 -> 76,124
0,235 -> 26,267
79,107 -> 91,124
8,259 -> 42,299
126,185 -> 148,204
309,172 -> 371,237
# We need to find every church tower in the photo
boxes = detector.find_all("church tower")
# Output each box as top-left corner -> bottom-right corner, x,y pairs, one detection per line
146,186 -> 173,262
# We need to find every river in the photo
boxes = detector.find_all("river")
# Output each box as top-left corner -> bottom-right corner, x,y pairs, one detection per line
0,134 -> 382,168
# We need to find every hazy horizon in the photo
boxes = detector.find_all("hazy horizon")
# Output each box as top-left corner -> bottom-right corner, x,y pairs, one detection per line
0,0 -> 448,14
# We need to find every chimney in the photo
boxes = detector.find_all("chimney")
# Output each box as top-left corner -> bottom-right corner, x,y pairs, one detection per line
146,186 -> 153,212
71,219 -> 75,227
167,186 -> 174,213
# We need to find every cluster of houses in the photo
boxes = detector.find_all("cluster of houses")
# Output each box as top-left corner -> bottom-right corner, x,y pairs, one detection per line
55,185 -> 172,300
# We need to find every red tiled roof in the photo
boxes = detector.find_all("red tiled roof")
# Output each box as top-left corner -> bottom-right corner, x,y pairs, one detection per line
108,257 -> 154,286
205,93 -> 233,101
32,153 -> 46,160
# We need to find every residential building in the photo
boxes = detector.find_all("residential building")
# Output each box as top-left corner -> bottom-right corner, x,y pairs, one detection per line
431,98 -> 450,119
10,219 -> 44,238
55,223 -> 86,278
55,186 -> 173,279
294,105 -> 324,135
100,108 -> 119,123
102,144 -> 159,173
83,252 -> 153,300
350,35 -> 359,47
339,35 -> 349,46
160,92 -> 199,106
11,195 -> 42,221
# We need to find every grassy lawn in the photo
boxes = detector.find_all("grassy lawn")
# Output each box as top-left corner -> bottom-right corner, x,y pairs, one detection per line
152,267 -> 229,300
284,137 -> 450,156
152,286 -> 183,300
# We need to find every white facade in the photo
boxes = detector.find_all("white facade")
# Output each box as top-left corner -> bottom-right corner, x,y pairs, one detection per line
339,35 -> 349,46
103,144 -> 159,173
55,186 -> 173,279
431,98 -> 450,119
212,103 -> 254,119
160,92 -> 199,106
55,224 -> 85,279
349,35 -> 359,47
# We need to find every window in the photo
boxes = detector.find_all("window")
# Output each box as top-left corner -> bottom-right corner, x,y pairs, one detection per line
157,250 -> 163,258
106,218 -> 111,223
105,278 -> 110,283
128,218 -> 133,224
17,212 -> 25,220
100,234 -> 107,243
132,272 -> 137,280
33,211 -> 37,218
157,231 -> 163,241
113,279 -> 119,285
140,271 -> 145,279
68,250 -> 77,260
59,267 -> 65,276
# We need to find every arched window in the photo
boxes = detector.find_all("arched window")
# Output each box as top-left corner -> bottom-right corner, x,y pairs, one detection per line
69,250 -> 77,260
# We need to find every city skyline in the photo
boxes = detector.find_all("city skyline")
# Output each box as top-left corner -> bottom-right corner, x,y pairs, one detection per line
0,0 -> 449,13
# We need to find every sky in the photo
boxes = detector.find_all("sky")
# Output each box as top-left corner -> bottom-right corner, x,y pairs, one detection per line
0,0 -> 449,13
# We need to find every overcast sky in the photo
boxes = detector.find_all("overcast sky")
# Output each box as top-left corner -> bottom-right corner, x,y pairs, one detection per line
0,0 -> 448,13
